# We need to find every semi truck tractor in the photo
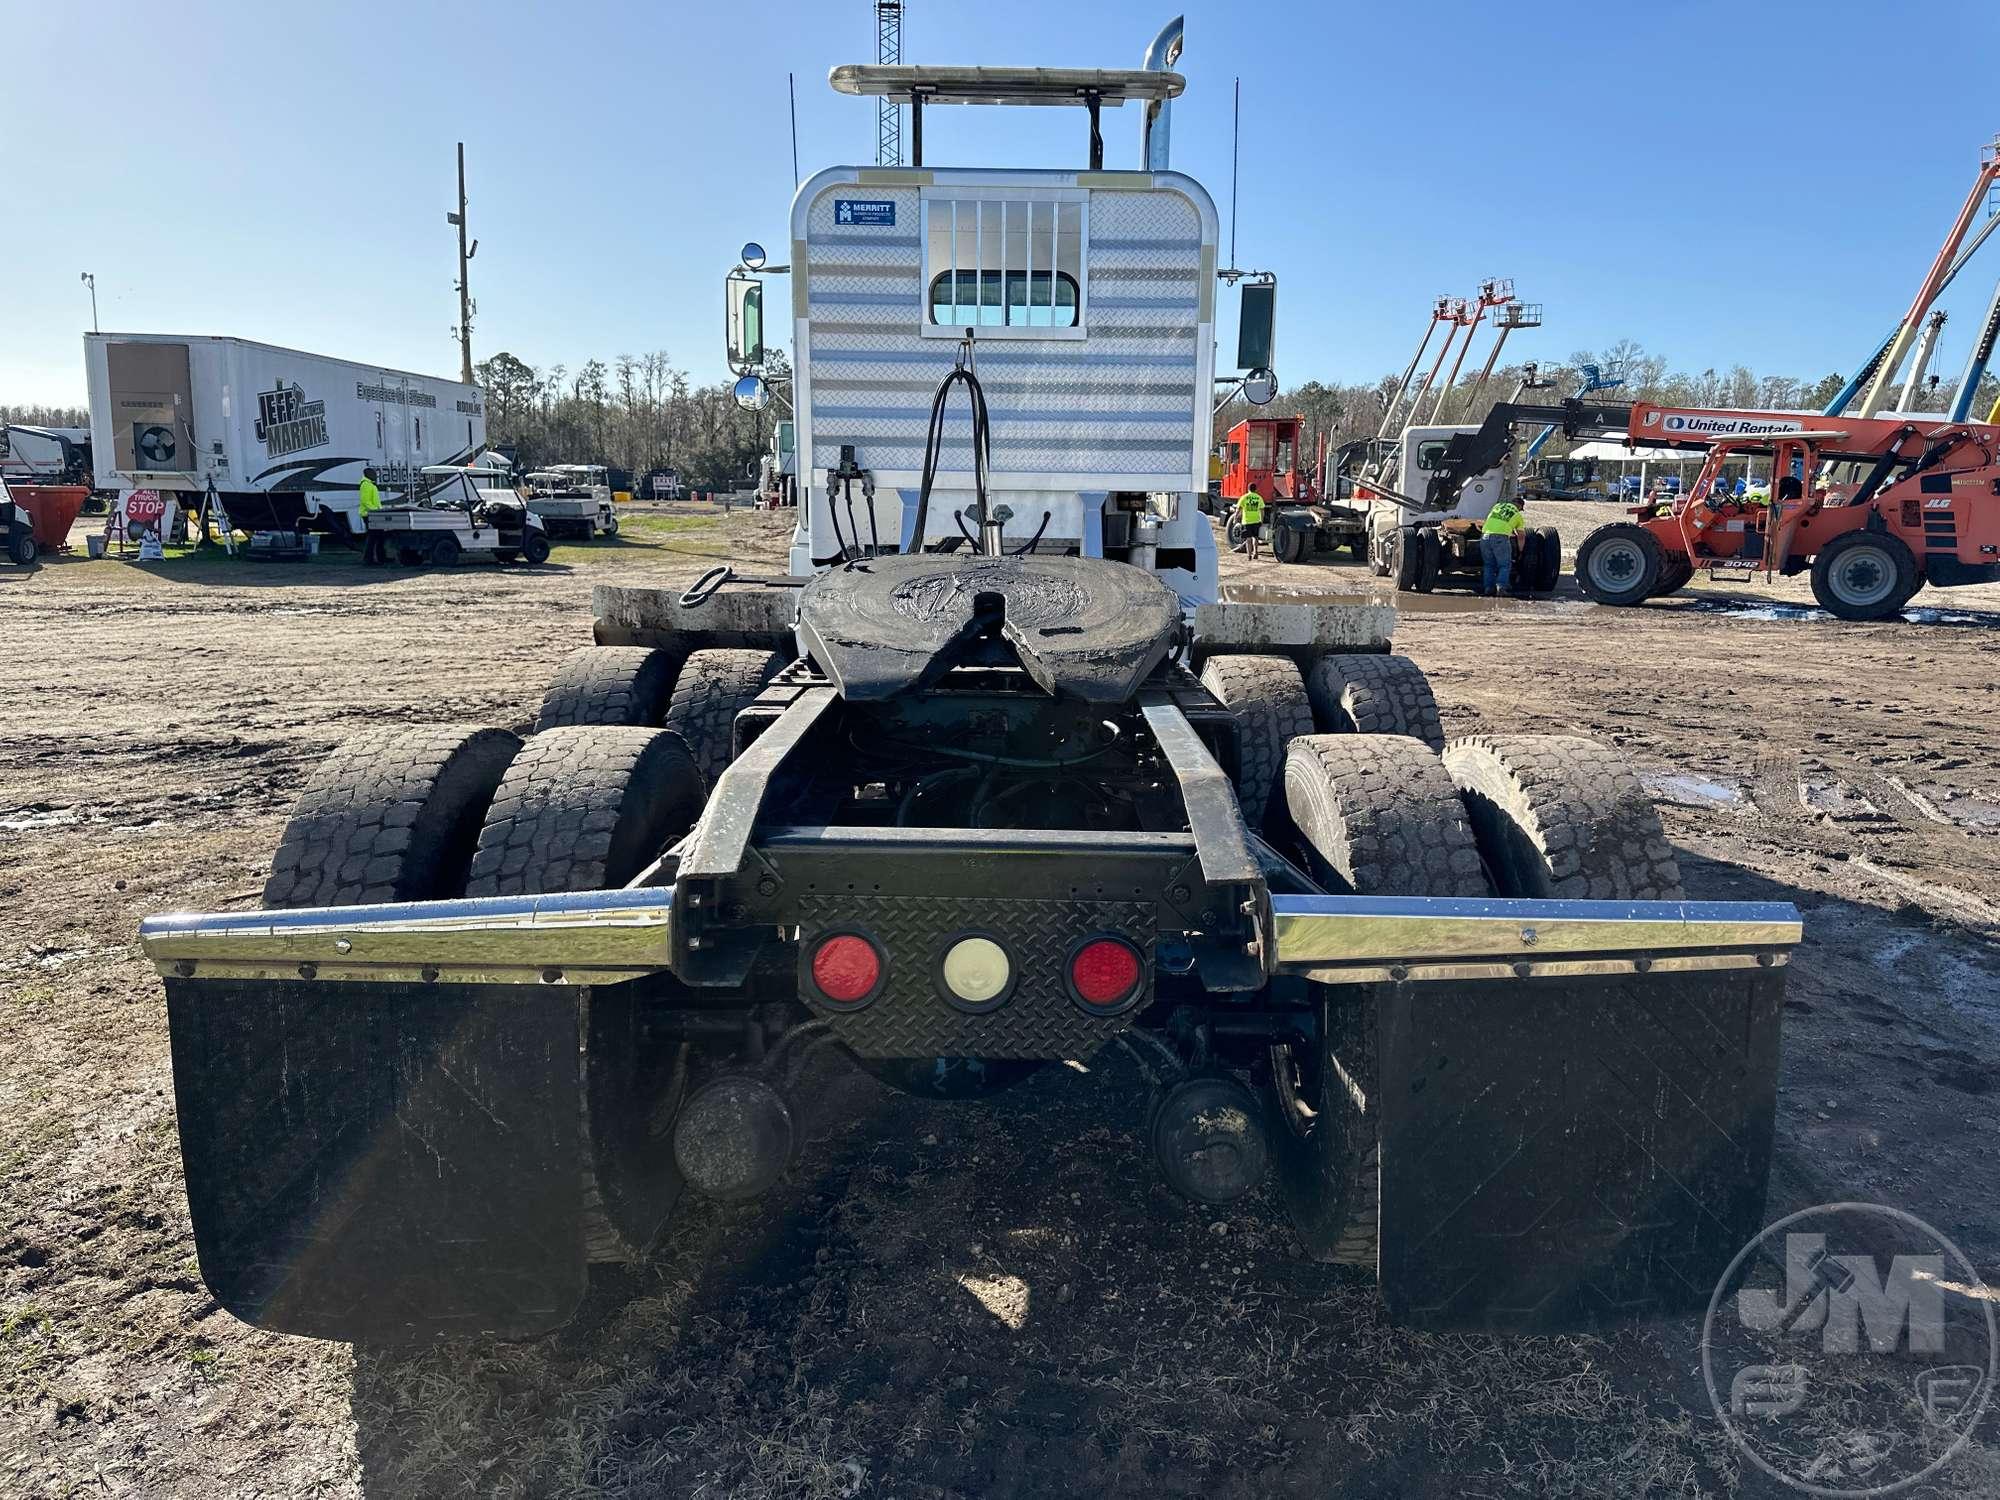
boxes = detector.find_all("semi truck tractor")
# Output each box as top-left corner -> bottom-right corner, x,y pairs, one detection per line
141,20 -> 1797,1345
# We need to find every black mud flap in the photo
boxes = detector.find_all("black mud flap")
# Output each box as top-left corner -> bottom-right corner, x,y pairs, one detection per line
1377,968 -> 1783,1332
165,978 -> 587,1343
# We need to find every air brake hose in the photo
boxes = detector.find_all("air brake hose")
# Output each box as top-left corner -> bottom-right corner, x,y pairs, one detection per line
911,347 -> 993,553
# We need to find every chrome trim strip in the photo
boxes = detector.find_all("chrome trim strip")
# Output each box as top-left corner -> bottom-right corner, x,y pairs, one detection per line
1272,895 -> 1802,982
139,887 -> 673,986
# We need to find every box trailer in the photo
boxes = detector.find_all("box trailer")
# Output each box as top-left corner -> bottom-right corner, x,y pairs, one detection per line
83,333 -> 486,540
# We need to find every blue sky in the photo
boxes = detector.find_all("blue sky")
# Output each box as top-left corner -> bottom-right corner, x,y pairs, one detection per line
6,0 -> 2000,405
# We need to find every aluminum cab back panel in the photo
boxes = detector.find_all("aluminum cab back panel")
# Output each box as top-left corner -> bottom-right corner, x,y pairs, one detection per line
791,167 -> 1216,566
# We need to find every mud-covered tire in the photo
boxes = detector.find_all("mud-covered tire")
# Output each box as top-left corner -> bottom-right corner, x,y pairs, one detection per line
662,648 -> 784,785
538,645 -> 682,730
1809,530 -> 1920,621
465,726 -> 707,897
1303,653 -> 1444,749
1199,654 -> 1315,831
1411,527 -> 1441,593
463,726 -> 710,1263
263,726 -> 522,908
1226,509 -> 1246,552
1443,734 -> 1685,899
1650,555 -> 1696,598
1576,523 -> 1662,606
1281,735 -> 1488,897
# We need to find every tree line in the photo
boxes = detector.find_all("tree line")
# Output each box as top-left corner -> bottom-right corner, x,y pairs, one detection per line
473,350 -> 787,491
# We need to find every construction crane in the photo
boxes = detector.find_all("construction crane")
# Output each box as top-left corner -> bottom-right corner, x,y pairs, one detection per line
1948,273 -> 2000,420
1895,308 -> 1948,411
876,1 -> 903,167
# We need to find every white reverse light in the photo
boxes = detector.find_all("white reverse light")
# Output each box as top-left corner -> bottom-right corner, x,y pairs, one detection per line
941,937 -> 1011,1005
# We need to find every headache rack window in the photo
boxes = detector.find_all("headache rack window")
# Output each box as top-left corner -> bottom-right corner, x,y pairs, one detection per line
921,189 -> 1088,340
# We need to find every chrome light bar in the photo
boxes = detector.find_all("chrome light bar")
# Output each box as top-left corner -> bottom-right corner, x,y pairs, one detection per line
141,890 -> 1800,989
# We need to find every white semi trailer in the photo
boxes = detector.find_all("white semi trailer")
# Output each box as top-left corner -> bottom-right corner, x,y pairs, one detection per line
83,333 -> 486,540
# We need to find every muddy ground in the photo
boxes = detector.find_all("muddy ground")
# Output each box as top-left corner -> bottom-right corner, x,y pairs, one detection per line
3,503 -> 1998,1498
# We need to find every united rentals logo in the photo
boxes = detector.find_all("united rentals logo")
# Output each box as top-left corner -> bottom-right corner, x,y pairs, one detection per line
1661,413 -> 1806,438
255,381 -> 330,459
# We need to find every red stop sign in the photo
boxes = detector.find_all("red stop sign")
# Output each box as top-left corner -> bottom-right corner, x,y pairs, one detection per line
125,492 -> 167,524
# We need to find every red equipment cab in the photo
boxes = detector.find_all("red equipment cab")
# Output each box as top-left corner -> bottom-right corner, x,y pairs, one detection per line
1218,416 -> 1318,504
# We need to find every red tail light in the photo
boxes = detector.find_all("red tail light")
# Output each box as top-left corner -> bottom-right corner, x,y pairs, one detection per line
1068,937 -> 1142,1009
810,933 -> 882,1006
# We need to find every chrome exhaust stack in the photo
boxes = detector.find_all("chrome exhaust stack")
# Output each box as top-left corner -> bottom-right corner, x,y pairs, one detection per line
1139,15 -> 1183,170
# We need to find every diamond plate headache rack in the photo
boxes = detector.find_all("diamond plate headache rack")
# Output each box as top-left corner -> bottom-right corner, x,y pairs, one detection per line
140,890 -> 1800,989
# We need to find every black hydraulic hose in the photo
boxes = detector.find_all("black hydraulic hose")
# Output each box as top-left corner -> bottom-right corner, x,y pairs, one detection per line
826,482 -> 852,561
842,476 -> 861,564
1010,510 -> 1051,556
911,356 -> 992,552
953,508 -> 979,550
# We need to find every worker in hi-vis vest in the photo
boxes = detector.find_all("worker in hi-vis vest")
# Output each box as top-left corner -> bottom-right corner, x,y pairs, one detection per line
1479,498 -> 1526,596
1238,484 -> 1266,562
358,467 -> 386,565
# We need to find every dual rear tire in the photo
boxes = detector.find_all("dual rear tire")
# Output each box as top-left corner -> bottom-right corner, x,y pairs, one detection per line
1262,729 -> 1684,1268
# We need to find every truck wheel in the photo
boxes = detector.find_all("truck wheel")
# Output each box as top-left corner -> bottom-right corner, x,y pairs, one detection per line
662,648 -> 784,785
1304,654 -> 1445,749
523,531 -> 552,565
1266,736 -> 1488,1267
1272,523 -> 1305,564
263,725 -> 523,908
539,645 -> 683,729
466,727 -> 706,899
1281,735 -> 1488,897
9,528 -> 38,566
1198,654 -> 1316,832
1393,527 -> 1421,589
465,727 -> 709,1262
1650,555 -> 1696,598
1444,735 -> 1685,900
1348,536 -> 1370,562
1226,509 -> 1246,552
1575,523 -> 1662,606
1412,527 -> 1441,593
430,534 -> 462,567
1531,525 -> 1563,592
1809,530 -> 1920,621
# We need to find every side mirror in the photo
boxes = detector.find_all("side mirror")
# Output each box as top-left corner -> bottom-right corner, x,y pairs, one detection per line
726,273 -> 764,375
1243,368 -> 1277,406
1237,281 -> 1276,371
740,241 -> 768,271
733,374 -> 770,411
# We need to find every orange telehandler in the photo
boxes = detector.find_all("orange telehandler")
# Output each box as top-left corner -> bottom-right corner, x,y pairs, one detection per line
1575,402 -> 2000,619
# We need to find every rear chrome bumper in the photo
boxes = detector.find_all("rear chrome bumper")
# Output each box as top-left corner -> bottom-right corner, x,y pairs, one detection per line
140,890 -> 1800,988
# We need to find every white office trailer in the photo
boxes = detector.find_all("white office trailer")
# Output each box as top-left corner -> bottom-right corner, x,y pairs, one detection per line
83,333 -> 486,539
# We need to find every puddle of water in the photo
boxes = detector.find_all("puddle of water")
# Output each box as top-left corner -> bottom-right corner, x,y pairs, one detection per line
1645,772 -> 1744,808
1219,582 -> 1548,616
0,806 -> 81,833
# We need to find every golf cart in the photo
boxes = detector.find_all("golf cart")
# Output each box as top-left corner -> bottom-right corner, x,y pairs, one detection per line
367,466 -> 550,567
2,475 -> 39,565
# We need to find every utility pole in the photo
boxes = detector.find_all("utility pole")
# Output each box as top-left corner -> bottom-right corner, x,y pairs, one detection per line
80,271 -> 98,333
447,143 -> 477,384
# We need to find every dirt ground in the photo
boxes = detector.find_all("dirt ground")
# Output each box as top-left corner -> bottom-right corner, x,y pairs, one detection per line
3,502 -> 1998,1498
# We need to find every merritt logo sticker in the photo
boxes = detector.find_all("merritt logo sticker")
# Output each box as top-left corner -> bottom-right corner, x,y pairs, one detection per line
255,381 -> 330,458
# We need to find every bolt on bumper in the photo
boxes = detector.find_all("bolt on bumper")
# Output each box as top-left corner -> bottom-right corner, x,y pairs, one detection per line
139,890 -> 1800,988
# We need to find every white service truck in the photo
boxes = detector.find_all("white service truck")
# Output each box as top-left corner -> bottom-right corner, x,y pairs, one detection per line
83,333 -> 486,542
